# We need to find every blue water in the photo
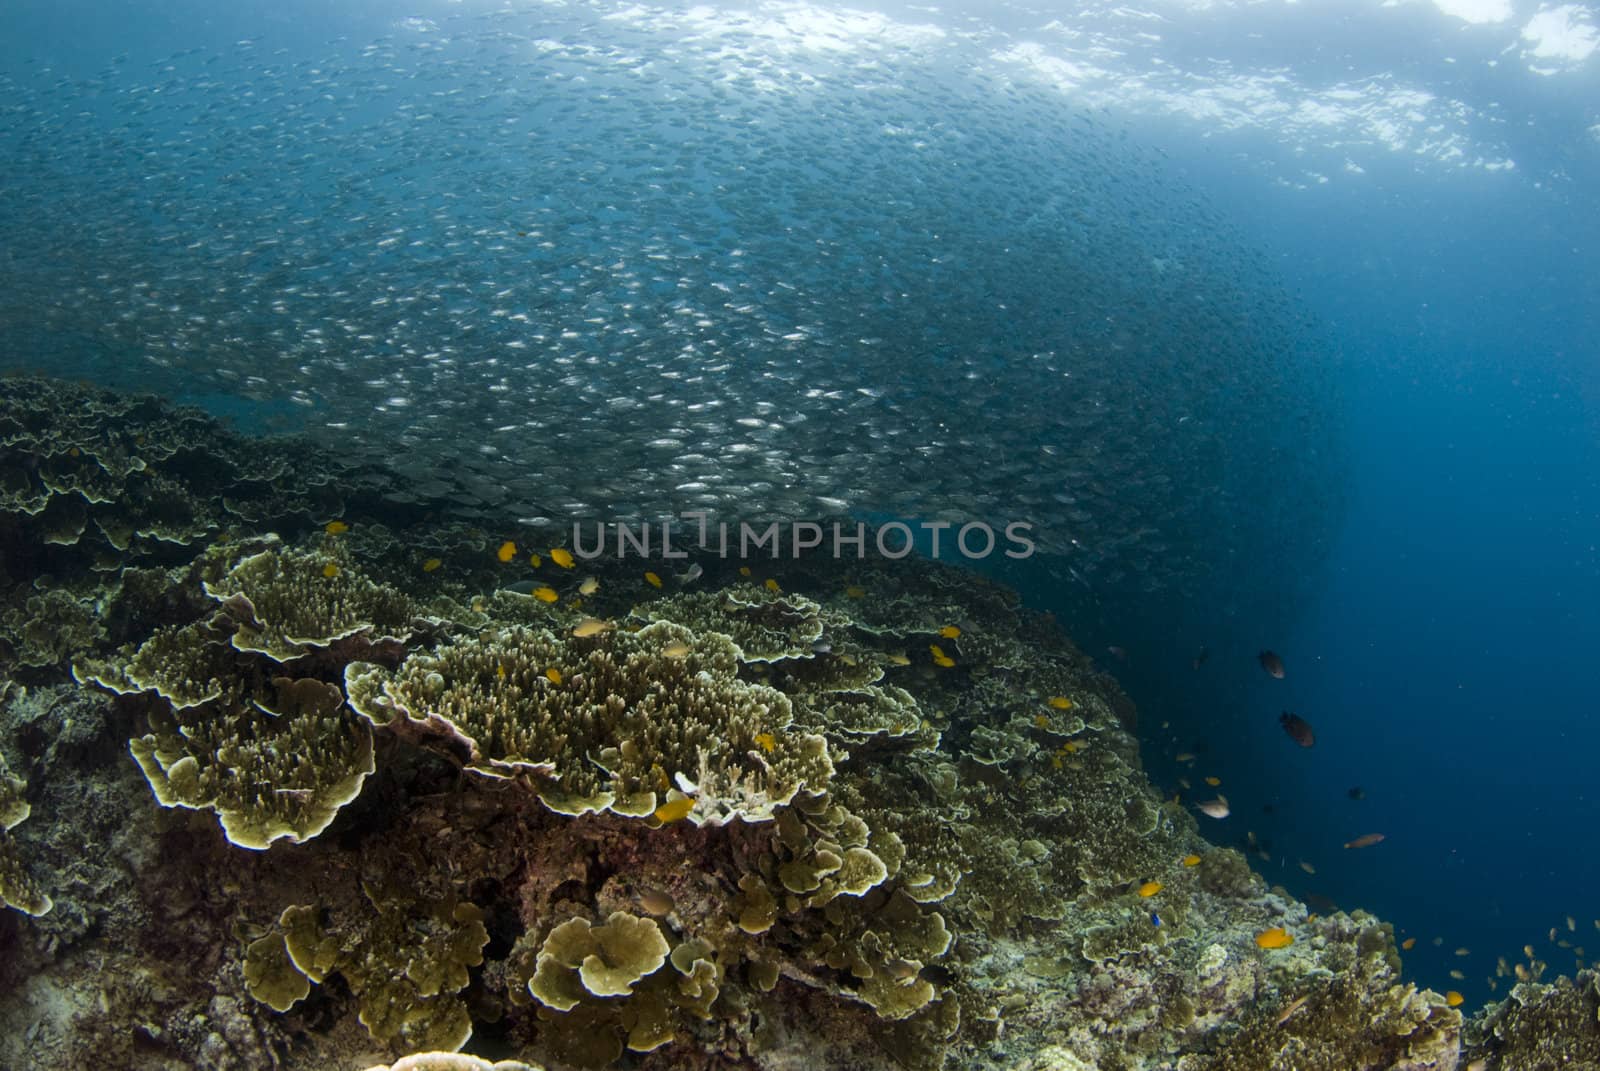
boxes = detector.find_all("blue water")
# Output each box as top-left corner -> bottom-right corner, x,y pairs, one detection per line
1102,158 -> 1600,1003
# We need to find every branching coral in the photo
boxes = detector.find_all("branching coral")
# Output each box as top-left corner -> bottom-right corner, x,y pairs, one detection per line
128,675 -> 374,849
203,544 -> 418,662
346,620 -> 832,822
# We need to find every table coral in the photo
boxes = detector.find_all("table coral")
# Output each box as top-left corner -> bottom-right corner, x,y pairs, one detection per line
346,620 -> 832,823
127,675 -> 375,849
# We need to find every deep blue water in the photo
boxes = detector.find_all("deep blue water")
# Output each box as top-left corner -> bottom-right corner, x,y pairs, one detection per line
1104,151 -> 1600,1004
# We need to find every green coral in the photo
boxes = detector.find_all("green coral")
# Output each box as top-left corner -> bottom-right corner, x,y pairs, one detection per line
203,544 -> 418,661
528,913 -> 671,1008
346,620 -> 832,822
270,883 -> 490,1053
520,912 -> 728,1060
73,618 -> 238,710
243,932 -> 312,1012
0,754 -> 49,916
0,753 -> 25,829
0,586 -> 104,670
632,584 -> 843,662
128,675 -> 374,849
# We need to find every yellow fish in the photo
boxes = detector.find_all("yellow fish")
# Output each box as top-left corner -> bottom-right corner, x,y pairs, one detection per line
1182,854 -> 1202,867
544,668 -> 562,685
1255,928 -> 1294,950
886,651 -> 911,666
754,732 -> 776,752
1138,881 -> 1162,898
324,520 -> 349,535
549,548 -> 574,568
1445,991 -> 1463,1007
739,566 -> 751,577
1047,696 -> 1073,709
939,625 -> 961,639
422,557 -> 442,573
322,562 -> 339,578
654,796 -> 696,823
764,578 -> 781,593
662,641 -> 692,659
532,586 -> 559,603
1033,714 -> 1052,728
497,540 -> 517,563
579,577 -> 599,596
929,644 -> 954,668
1205,776 -> 1222,787
529,552 -> 542,567
645,571 -> 663,588
496,664 -> 506,680
572,617 -> 612,638
1402,937 -> 1417,950
845,585 -> 866,598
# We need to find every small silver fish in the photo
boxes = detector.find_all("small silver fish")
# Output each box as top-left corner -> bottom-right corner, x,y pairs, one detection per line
679,563 -> 703,585
1196,794 -> 1230,819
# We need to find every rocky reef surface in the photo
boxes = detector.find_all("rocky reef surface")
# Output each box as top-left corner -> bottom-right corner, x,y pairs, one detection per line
1,377 -> 1596,1070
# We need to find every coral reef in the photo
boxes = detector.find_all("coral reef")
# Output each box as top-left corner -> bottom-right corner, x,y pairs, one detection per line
0,382 -> 1578,1071
1461,968 -> 1600,1069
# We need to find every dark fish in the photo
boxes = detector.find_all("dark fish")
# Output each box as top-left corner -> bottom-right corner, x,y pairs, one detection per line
1279,711 -> 1315,747
1305,893 -> 1340,915
1347,786 -> 1365,801
1259,650 -> 1285,678
1191,645 -> 1209,670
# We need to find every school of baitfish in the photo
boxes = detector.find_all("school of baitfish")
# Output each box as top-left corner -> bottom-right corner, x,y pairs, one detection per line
0,0 -> 1341,597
